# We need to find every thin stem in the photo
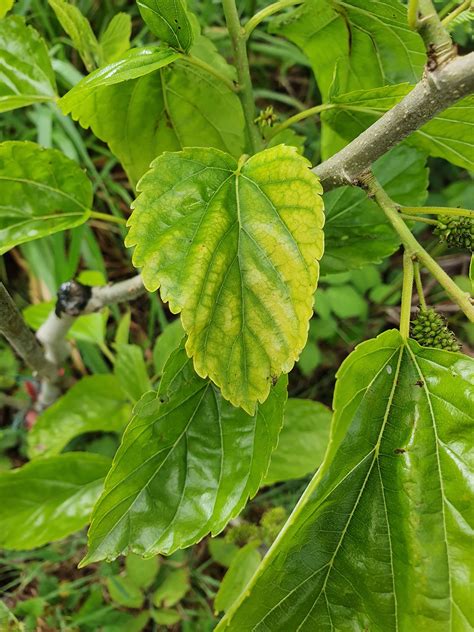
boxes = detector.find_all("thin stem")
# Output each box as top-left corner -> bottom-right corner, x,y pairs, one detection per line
413,260 -> 428,310
402,205 -> 474,219
399,213 -> 439,226
407,0 -> 419,30
89,210 -> 127,225
222,0 -> 263,154
442,0 -> 472,26
183,54 -> 238,92
267,103 -> 336,139
415,0 -> 456,63
362,174 -> 474,322
400,252 -> 414,339
439,0 -> 460,18
244,0 -> 303,38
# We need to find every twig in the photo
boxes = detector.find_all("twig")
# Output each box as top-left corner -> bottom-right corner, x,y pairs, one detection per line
313,52 -> 474,191
414,0 -> 456,64
0,284 -> 57,383
34,274 -> 146,408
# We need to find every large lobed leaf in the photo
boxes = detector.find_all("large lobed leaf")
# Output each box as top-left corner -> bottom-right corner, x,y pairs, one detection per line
59,45 -> 244,187
127,145 -> 324,413
82,345 -> 287,564
322,85 -> 474,171
217,330 -> 474,630
0,453 -> 111,550
0,15 -> 57,112
0,141 -> 92,254
27,375 -> 131,459
322,144 -> 428,274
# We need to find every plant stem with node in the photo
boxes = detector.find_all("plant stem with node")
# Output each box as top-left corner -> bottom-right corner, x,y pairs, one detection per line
362,173 -> 474,323
222,0 -> 263,154
400,252 -> 415,339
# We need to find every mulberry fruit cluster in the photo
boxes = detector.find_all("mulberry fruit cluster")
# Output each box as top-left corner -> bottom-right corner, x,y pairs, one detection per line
434,216 -> 474,252
410,308 -> 460,352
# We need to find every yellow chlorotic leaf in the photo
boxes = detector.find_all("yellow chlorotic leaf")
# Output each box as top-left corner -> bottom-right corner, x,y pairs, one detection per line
126,145 -> 324,413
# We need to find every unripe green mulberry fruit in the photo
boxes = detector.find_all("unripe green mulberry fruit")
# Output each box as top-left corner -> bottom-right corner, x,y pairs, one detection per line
410,308 -> 460,352
434,216 -> 474,252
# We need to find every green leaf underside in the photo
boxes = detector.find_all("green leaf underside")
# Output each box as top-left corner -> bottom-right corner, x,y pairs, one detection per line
0,141 -> 92,254
59,58 -> 244,187
273,0 -> 424,100
218,330 -> 474,631
0,453 -> 110,550
127,145 -> 324,413
264,398 -> 332,486
0,15 -> 57,112
137,0 -> 193,53
323,85 -> 474,170
83,345 -> 287,564
272,0 -> 425,156
27,375 -> 130,459
322,144 -> 428,274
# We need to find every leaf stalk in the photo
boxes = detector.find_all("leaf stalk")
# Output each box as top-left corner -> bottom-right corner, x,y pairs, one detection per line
400,252 -> 415,339
244,0 -> 303,39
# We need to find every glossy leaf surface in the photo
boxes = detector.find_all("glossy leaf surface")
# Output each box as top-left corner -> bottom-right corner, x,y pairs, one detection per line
0,16 -> 57,112
0,141 -> 92,254
59,46 -> 180,115
137,0 -> 193,53
323,85 -> 474,170
322,145 -> 428,273
49,0 -> 100,71
0,453 -> 110,549
264,398 -> 332,486
218,330 -> 474,630
127,145 -> 324,412
27,375 -> 130,458
60,59 -> 245,187
83,345 -> 287,563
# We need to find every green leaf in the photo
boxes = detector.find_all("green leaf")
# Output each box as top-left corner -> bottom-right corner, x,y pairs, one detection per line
272,0 -> 425,155
0,16 -> 57,112
0,0 -> 14,18
217,330 -> 474,630
59,45 -> 181,114
151,609 -> 181,626
322,144 -> 428,274
152,319 -> 185,376
0,141 -> 92,255
82,344 -> 287,563
27,375 -> 130,459
125,553 -> 160,589
60,59 -> 245,188
152,568 -> 190,608
48,0 -> 100,72
107,576 -> 144,609
208,538 -> 239,568
127,145 -> 324,412
0,453 -> 110,549
114,344 -> 151,403
137,0 -> 193,53
99,13 -> 132,64
214,541 -> 261,614
264,398 -> 332,486
272,0 -> 424,101
322,85 -> 474,170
